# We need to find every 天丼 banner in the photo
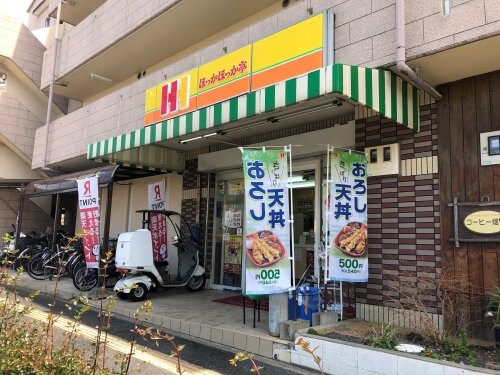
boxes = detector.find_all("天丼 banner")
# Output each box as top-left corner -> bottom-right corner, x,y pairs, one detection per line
242,149 -> 291,295
328,150 -> 368,282
148,180 -> 168,262
77,176 -> 100,269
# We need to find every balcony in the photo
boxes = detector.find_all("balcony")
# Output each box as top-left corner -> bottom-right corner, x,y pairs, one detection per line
40,0 -> 281,101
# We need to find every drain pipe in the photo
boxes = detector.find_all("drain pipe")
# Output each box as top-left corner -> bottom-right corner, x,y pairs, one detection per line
395,0 -> 442,100
43,0 -> 63,168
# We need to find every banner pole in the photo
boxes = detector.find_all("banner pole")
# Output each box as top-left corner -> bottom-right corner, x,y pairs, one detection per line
287,144 -> 297,321
288,144 -> 296,292
324,145 -> 331,312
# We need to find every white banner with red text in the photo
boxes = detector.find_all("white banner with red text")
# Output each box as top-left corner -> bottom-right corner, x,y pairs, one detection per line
148,180 -> 168,262
77,176 -> 100,269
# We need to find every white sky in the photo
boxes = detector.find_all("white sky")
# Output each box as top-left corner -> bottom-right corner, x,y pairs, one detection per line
0,0 -> 32,23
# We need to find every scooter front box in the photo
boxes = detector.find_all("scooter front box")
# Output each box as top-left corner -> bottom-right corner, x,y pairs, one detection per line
116,229 -> 154,268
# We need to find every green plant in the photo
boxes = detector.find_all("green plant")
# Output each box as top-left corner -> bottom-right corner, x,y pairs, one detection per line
307,328 -> 318,335
296,337 -> 324,375
0,235 -> 188,374
421,349 -> 444,360
369,324 -> 399,350
230,352 -> 263,374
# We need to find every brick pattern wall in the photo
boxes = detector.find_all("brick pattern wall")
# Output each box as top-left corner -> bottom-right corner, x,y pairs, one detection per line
0,92 -> 44,159
181,159 -> 215,277
0,190 -> 52,239
354,103 -> 441,313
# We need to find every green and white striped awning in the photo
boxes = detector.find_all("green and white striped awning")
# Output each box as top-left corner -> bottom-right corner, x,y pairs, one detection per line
87,64 -> 419,161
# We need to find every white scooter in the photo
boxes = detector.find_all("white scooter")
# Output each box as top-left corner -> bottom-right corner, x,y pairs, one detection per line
114,210 -> 205,301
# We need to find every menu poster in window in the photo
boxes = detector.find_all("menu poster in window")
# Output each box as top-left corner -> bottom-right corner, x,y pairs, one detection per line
328,150 -> 368,282
227,181 -> 244,195
223,235 -> 242,274
242,148 -> 291,295
224,209 -> 242,228
148,180 -> 168,262
77,176 -> 100,269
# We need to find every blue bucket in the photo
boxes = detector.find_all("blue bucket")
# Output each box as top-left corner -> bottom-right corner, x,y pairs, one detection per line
288,286 -> 320,322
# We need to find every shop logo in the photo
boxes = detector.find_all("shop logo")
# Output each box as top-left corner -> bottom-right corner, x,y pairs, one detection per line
160,75 -> 190,117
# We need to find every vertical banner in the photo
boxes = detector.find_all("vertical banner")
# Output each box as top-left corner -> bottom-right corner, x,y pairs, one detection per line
328,149 -> 368,282
148,180 -> 168,262
77,176 -> 100,269
242,149 -> 291,295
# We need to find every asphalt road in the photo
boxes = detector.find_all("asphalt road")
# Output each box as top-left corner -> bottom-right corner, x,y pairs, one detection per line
13,286 -> 315,375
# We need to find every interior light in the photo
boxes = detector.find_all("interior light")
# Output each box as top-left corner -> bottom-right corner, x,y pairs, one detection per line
179,136 -> 202,144
202,133 -> 217,138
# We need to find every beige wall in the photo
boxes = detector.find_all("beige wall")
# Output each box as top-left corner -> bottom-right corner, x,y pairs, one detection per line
0,189 -> 52,240
75,173 -> 183,274
0,144 -> 41,179
0,15 -> 46,87
33,0 -> 500,168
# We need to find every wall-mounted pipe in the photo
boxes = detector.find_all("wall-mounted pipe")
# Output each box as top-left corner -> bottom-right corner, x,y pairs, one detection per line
395,0 -> 442,101
42,0 -> 63,168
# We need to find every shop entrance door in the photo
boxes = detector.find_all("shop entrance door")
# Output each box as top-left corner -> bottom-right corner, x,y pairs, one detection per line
212,174 -> 244,290
290,159 -> 321,283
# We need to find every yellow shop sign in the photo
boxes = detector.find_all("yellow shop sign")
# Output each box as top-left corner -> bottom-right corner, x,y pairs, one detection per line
463,210 -> 500,234
144,69 -> 198,126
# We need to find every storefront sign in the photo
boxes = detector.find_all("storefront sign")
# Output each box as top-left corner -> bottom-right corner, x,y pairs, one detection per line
449,198 -> 500,246
77,176 -> 100,269
242,148 -> 291,295
328,150 -> 368,282
148,181 -> 168,262
224,235 -> 242,275
251,13 -> 323,91
144,14 -> 326,127
197,45 -> 251,108
144,69 -> 198,126
464,211 -> 500,234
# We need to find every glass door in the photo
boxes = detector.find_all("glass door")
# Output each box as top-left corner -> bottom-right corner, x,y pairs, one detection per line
212,177 -> 244,289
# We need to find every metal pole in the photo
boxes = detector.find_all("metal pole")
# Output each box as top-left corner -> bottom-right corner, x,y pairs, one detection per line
52,194 -> 61,252
43,0 -> 62,168
203,173 -> 210,271
324,145 -> 331,311
100,181 -> 114,288
15,185 -> 25,246
287,144 -> 297,321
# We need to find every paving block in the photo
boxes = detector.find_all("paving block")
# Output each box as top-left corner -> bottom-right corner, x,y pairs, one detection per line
280,319 -> 309,341
311,311 -> 338,326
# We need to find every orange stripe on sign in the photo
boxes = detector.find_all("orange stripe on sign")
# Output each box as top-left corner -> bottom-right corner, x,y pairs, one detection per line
144,97 -> 197,126
144,111 -> 156,126
197,77 -> 250,109
251,50 -> 323,91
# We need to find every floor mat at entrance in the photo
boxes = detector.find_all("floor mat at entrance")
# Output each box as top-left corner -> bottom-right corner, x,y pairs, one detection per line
212,295 -> 269,311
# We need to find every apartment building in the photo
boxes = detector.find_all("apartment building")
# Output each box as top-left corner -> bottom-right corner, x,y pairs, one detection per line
2,0 -> 500,339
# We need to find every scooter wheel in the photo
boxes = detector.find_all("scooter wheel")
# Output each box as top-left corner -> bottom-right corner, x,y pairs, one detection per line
185,274 -> 206,292
116,292 -> 128,300
128,283 -> 148,302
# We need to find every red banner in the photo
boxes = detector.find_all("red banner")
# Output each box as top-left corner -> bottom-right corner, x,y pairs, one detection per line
77,176 -> 100,268
148,181 -> 168,262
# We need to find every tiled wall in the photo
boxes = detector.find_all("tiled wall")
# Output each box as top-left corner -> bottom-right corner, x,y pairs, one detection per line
0,92 -> 44,159
354,103 -> 441,313
0,190 -> 52,238
0,16 -> 46,87
41,0 -> 500,87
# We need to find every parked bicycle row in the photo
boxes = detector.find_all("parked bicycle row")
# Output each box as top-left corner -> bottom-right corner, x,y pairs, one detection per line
1,227 -> 120,292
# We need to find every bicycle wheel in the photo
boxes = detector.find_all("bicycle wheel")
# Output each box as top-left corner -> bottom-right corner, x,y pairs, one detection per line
68,254 -> 85,278
27,252 -> 55,280
73,265 -> 98,291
